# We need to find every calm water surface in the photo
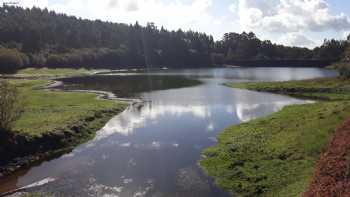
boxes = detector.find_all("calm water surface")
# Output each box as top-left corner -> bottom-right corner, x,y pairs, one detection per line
0,68 -> 337,197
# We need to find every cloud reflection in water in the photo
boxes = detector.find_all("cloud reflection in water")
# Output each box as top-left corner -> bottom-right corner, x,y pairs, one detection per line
97,103 -> 212,139
96,100 -> 304,142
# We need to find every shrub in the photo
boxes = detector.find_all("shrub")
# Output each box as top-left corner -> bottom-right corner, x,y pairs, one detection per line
0,80 -> 23,132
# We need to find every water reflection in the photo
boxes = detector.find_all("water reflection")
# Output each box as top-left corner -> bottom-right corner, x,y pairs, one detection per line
99,103 -> 212,138
0,68 -> 337,197
236,101 -> 293,122
58,75 -> 202,98
137,67 -> 337,82
98,99 -> 304,141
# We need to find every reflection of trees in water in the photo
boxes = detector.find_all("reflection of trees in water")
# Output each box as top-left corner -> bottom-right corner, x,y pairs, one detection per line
59,75 -> 201,98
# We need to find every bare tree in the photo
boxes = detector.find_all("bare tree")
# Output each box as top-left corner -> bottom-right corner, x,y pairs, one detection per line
0,80 -> 23,132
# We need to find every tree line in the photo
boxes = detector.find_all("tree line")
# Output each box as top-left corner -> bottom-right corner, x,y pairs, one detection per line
0,5 -> 348,73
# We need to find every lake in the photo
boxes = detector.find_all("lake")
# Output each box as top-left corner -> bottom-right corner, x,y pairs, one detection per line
0,67 -> 337,197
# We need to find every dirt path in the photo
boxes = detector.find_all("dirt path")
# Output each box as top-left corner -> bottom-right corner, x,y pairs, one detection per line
304,119 -> 350,197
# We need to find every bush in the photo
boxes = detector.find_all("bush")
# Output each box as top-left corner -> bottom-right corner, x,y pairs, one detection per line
0,48 -> 29,73
0,80 -> 23,132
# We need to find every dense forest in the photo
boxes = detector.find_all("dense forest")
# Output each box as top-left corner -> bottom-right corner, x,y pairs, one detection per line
0,5 -> 348,73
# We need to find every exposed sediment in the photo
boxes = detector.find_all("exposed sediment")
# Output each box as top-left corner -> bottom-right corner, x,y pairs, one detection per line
303,119 -> 350,197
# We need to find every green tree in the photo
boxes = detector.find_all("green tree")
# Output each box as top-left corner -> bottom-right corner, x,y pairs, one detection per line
0,48 -> 28,73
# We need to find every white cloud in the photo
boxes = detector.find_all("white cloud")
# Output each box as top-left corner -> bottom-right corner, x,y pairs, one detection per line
10,0 -> 350,47
234,0 -> 350,33
14,0 -> 233,39
17,0 -> 48,8
125,1 -> 139,12
230,0 -> 350,48
228,3 -> 237,13
30,0 -> 211,29
279,33 -> 316,48
343,31 -> 350,39
108,0 -> 119,8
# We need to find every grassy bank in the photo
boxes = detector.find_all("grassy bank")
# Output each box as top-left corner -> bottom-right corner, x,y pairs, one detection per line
11,79 -> 126,136
229,77 -> 350,101
13,68 -> 106,78
201,77 -> 350,196
0,69 -> 128,177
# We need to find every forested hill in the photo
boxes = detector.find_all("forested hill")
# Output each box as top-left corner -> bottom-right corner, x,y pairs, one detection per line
0,5 -> 348,73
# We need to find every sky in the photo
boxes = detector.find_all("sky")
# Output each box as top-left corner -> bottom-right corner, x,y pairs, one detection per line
3,0 -> 350,48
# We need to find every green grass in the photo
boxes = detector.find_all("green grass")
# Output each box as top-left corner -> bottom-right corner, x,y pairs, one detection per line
15,68 -> 105,78
201,77 -> 350,196
23,192 -> 52,197
229,77 -> 350,101
9,79 -> 127,137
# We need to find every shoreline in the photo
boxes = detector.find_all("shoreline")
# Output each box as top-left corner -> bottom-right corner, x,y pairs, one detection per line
0,67 -> 198,194
0,107 -> 126,178
0,75 -> 129,187
201,77 -> 350,196
43,80 -> 145,104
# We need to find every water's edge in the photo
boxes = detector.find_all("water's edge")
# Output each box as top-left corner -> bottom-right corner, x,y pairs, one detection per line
0,79 -> 130,185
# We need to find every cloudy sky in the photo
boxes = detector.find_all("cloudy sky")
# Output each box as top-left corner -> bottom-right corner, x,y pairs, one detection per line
4,0 -> 350,48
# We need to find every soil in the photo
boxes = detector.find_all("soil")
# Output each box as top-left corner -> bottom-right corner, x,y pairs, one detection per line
304,119 -> 350,197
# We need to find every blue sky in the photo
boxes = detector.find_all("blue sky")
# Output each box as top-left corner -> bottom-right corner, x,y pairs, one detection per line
330,0 -> 350,14
4,0 -> 350,48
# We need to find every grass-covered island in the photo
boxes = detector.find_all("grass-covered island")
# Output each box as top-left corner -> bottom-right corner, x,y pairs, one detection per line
200,77 -> 350,196
0,68 -> 128,177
